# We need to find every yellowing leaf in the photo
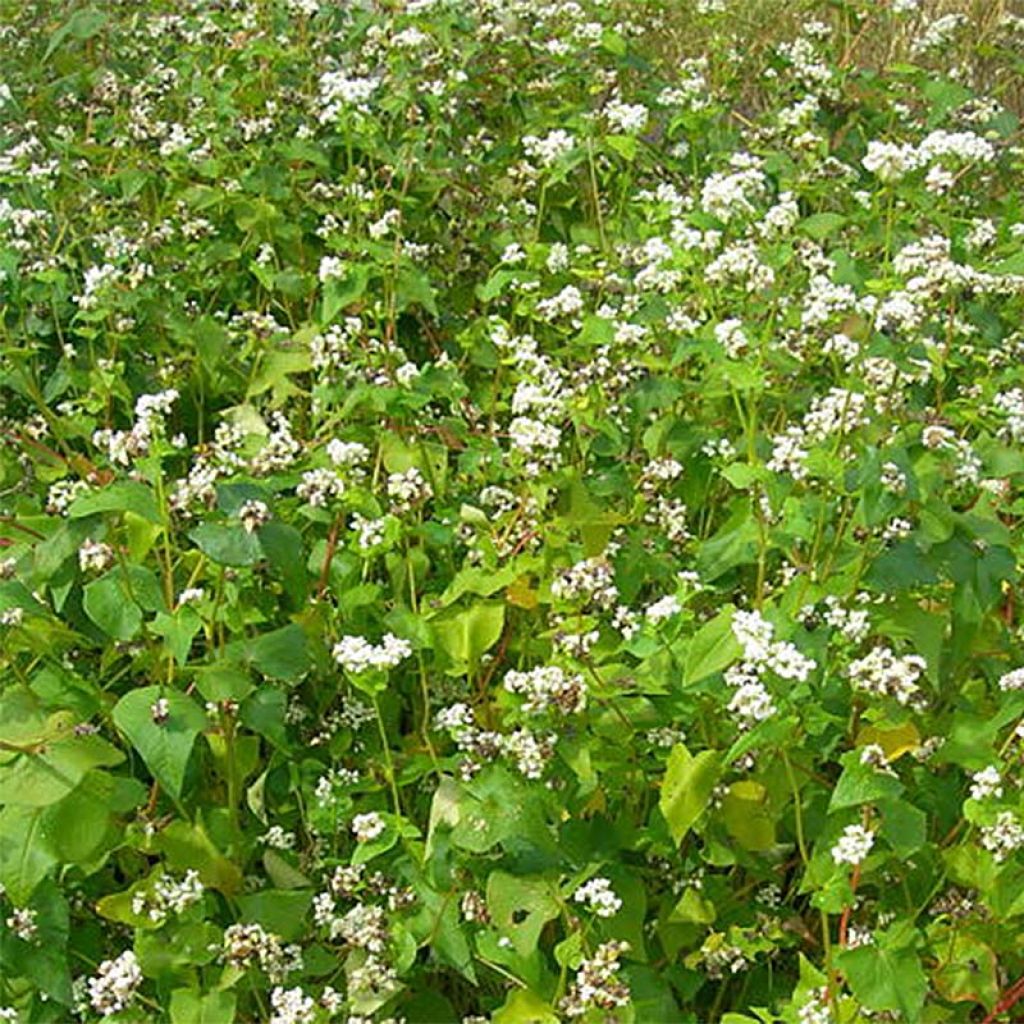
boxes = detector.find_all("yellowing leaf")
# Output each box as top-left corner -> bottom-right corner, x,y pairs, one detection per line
857,722 -> 921,761
506,577 -> 538,610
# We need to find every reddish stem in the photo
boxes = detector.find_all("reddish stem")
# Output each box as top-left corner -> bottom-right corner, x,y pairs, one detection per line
982,975 -> 1024,1024
838,862 -> 862,948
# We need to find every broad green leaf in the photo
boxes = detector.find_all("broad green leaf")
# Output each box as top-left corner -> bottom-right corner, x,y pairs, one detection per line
432,601 -> 504,668
492,989 -> 560,1024
154,820 -> 242,894
151,607 -> 203,665
112,686 -> 206,799
194,663 -> 254,703
68,481 -> 161,523
258,522 -> 308,605
230,623 -> 310,681
0,804 -> 58,902
322,264 -> 370,321
170,989 -> 237,1024
0,733 -> 123,806
188,523 -> 262,566
659,744 -> 721,845
44,8 -> 107,60
83,573 -> 143,640
682,607 -> 741,686
828,753 -> 903,811
236,888 -> 311,941
836,926 -> 927,1021
486,870 -> 559,958
668,886 -> 716,925
721,780 -> 776,851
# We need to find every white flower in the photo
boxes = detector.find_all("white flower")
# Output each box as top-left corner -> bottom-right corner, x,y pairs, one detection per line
87,950 -> 142,1017
831,824 -> 875,866
351,812 -> 386,843
979,811 -> 1024,862
969,766 -> 1003,801
523,130 -> 576,167
645,594 -> 681,624
332,634 -> 412,674
238,499 -> 271,533
573,877 -> 622,917
998,667 -> 1024,691
78,539 -> 115,573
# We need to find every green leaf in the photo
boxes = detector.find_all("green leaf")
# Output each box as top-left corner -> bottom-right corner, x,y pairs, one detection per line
83,573 -> 143,640
668,886 -> 717,925
0,804 -> 58,902
682,607 -> 741,686
492,989 -> 560,1024
68,481 -> 161,523
44,8 -> 107,60
486,870 -> 559,958
432,601 -> 504,669
233,623 -> 311,681
150,607 -> 202,665
236,889 -> 311,941
878,798 -> 927,856
659,744 -> 721,845
188,523 -> 263,566
258,522 -> 308,605
0,733 -> 123,806
828,753 -> 904,811
721,780 -> 776,851
193,663 -> 254,703
111,686 -> 206,800
153,819 -> 242,894
396,266 -> 438,315
322,264 -> 370,321
836,925 -> 927,1021
799,212 -> 846,240
170,989 -> 236,1024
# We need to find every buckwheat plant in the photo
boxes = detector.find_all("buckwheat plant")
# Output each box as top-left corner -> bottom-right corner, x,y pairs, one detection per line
2,0 -> 1024,1020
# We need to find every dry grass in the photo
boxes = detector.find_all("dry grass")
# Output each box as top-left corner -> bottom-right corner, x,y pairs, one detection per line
645,0 -> 1024,116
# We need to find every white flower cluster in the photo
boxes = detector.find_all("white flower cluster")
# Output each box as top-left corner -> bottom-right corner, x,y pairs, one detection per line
318,70 -> 378,121
87,950 -> 143,1017
551,558 -> 618,608
434,703 -> 555,780
605,97 -> 648,134
573,877 -> 622,917
296,468 -> 345,507
79,539 -> 115,573
847,646 -> 926,707
645,594 -> 681,624
351,812 -> 387,843
723,609 -> 815,728
269,986 -> 315,1024
238,499 -> 271,534
700,153 -> 767,221
93,388 -> 178,466
798,988 -> 832,1024
522,129 -> 576,167
998,667 -> 1024,691
831,823 -> 875,866
969,766 -> 1003,801
332,634 -> 412,674
560,941 -> 631,1018
130,869 -> 204,924
863,129 -> 995,184
386,467 -> 433,511
503,665 -> 587,715
5,907 -> 37,942
223,922 -> 303,982
979,811 -> 1024,862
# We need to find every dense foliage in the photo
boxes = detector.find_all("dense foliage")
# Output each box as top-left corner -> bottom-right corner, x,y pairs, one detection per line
3,1 -> 1024,1021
